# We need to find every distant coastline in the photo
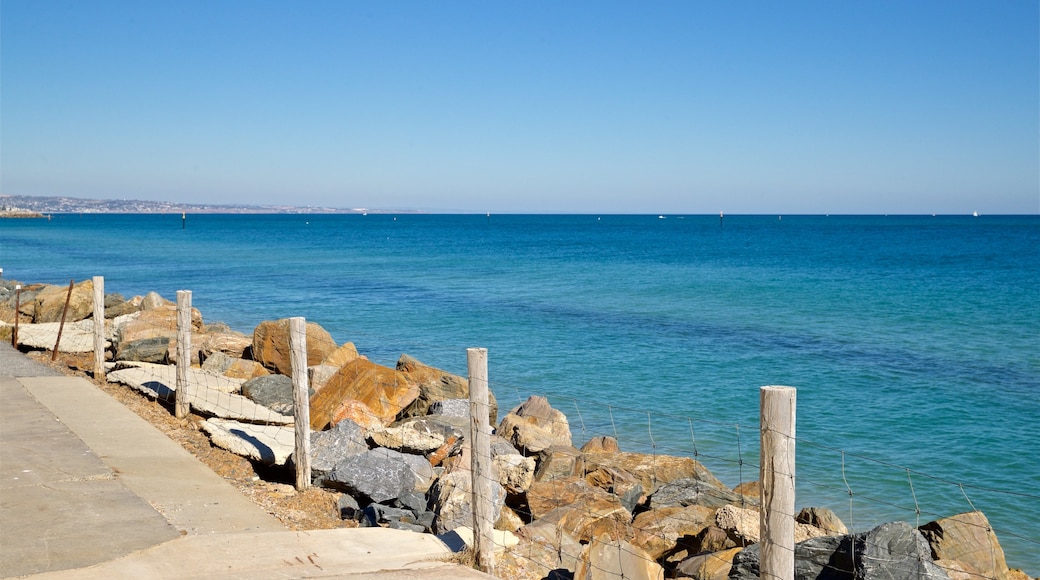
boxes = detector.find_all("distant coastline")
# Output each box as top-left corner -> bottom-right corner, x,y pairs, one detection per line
0,194 -> 414,216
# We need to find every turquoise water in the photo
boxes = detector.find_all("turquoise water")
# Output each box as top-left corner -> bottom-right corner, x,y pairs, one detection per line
3,213 -> 1038,571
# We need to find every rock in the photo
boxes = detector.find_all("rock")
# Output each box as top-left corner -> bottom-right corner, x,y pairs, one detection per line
115,336 -> 171,363
498,395 -> 572,454
338,493 -> 362,520
919,511 -> 1010,580
360,503 -> 422,531
252,318 -> 337,375
714,504 -> 832,546
308,364 -> 340,392
369,419 -> 451,454
690,525 -> 738,557
309,357 -> 419,430
326,447 -> 434,504
330,399 -> 386,432
582,466 -> 645,513
630,504 -> 715,561
496,505 -> 526,532
497,521 -> 583,580
113,306 -> 203,360
649,477 -> 750,510
580,436 -> 620,454
535,444 -> 582,482
196,330 -> 253,360
141,291 -> 173,310
242,374 -> 306,414
493,453 -> 537,494
675,547 -> 742,580
575,534 -> 665,580
322,341 -> 360,367
578,452 -> 725,497
32,280 -> 94,323
310,419 -> 369,484
797,506 -> 848,536
429,469 -> 505,535
105,295 -> 142,318
201,351 -> 269,380
528,476 -> 632,543
199,418 -> 294,465
396,354 -> 499,423
428,398 -> 470,418
730,521 -> 949,580
6,320 -> 98,353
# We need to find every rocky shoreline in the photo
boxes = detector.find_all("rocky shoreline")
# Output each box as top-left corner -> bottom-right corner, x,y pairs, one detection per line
0,278 -> 1032,580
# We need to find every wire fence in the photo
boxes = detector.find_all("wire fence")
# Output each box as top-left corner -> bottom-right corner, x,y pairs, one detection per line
3,277 -> 1037,580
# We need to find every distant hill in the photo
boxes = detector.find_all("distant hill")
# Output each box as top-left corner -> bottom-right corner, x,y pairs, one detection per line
0,195 -> 409,215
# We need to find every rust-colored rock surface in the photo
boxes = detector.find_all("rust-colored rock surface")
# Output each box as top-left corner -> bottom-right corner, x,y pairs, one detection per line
309,357 -> 419,430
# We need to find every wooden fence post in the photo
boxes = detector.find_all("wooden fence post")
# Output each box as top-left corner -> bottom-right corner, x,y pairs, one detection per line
760,386 -> 796,580
92,276 -> 105,382
175,290 -> 192,419
467,347 -> 494,574
11,285 -> 21,348
289,317 -> 311,491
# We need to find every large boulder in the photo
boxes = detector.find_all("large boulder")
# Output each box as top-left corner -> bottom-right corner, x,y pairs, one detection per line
429,469 -> 505,535
498,395 -> 572,454
496,521 -> 583,580
196,325 -> 253,360
797,506 -> 848,536
32,280 -> 94,323
252,318 -> 337,376
115,335 -> 171,363
308,357 -> 419,430
325,447 -> 433,504
309,419 -> 370,484
919,511 -> 1011,580
574,534 -> 665,580
396,354 -> 498,424
201,351 -> 269,380
630,504 -> 715,561
730,521 -> 950,580
675,547 -> 742,580
527,476 -> 632,542
241,374 -> 309,415
578,452 -> 725,498
713,504 -> 831,546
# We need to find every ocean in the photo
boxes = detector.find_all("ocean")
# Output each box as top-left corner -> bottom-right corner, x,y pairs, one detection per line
2,212 -> 1038,571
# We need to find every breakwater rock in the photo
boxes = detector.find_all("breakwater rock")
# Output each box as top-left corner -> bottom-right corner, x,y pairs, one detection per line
0,280 -> 1031,580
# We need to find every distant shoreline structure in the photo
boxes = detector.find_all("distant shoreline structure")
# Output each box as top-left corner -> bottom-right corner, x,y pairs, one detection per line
0,194 -> 413,216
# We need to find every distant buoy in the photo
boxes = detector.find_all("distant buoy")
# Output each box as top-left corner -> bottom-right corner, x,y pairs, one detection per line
182,212 -> 186,229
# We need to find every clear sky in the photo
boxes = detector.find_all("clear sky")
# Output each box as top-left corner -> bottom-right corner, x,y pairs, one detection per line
2,1 -> 1037,214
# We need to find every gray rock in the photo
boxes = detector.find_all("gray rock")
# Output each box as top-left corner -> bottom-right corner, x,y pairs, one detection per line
360,504 -> 415,528
310,419 -> 370,484
326,448 -> 434,504
429,470 -> 505,534
242,374 -> 305,415
428,398 -> 470,418
115,336 -> 170,363
730,521 -> 949,580
649,477 -> 750,510
338,493 -> 361,520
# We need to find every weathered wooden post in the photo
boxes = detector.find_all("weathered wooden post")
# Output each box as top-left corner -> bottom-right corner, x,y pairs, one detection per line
175,290 -> 192,419
92,276 -> 105,382
289,317 -> 311,491
51,279 -> 75,361
467,347 -> 494,574
760,386 -> 796,580
11,285 -> 21,348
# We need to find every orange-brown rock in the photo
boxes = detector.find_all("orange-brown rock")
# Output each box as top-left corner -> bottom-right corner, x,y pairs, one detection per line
575,534 -> 664,580
32,279 -> 94,323
580,435 -> 620,454
322,342 -> 360,367
527,476 -> 632,542
919,511 -> 1012,580
329,399 -> 385,432
309,357 -> 419,430
396,354 -> 498,423
252,318 -> 337,375
630,504 -> 715,560
577,451 -> 725,496
675,547 -> 742,580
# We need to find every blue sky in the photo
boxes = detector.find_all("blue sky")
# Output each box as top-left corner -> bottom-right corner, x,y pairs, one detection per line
2,1 -> 1037,214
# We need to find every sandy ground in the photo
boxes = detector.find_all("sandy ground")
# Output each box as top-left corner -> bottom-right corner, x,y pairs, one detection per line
30,350 -> 353,532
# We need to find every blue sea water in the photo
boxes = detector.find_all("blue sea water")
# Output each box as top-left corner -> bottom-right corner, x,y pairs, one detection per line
2,213 -> 1038,571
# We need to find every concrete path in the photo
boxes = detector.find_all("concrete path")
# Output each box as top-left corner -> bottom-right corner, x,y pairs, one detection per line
0,343 -> 492,579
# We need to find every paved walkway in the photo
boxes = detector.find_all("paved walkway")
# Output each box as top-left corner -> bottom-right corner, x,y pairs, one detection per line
0,343 -> 492,579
